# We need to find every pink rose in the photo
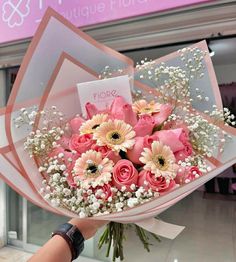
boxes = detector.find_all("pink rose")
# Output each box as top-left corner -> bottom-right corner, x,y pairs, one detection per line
91,144 -> 121,163
174,142 -> 193,161
70,117 -> 85,134
69,134 -> 94,154
93,183 -> 113,201
134,114 -> 156,137
175,166 -> 202,184
138,170 -> 176,193
153,129 -> 185,153
187,166 -> 202,180
112,160 -> 138,191
154,104 -> 172,126
127,136 -> 156,164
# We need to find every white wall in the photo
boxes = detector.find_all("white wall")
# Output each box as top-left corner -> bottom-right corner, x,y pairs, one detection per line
214,63 -> 236,84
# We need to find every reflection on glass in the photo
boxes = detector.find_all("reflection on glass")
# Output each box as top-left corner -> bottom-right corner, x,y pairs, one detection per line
7,187 -> 23,241
27,201 -> 67,246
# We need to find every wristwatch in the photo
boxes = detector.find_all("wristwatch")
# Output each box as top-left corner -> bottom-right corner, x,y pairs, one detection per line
52,223 -> 85,261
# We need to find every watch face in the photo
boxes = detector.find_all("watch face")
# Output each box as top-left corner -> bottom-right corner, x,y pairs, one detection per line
52,223 -> 84,260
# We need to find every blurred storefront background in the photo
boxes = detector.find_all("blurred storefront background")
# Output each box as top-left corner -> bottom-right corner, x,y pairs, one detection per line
0,1 -> 236,261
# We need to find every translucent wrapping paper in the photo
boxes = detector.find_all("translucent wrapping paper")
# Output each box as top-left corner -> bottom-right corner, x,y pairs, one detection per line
0,8 -> 236,239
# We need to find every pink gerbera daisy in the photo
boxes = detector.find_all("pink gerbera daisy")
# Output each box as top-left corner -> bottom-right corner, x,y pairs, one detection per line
73,150 -> 113,189
93,119 -> 135,152
80,114 -> 109,134
139,141 -> 178,180
132,99 -> 161,115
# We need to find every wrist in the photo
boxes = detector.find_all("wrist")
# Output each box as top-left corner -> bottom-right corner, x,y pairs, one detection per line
52,222 -> 84,261
69,219 -> 86,238
69,218 -> 95,240
69,218 -> 108,240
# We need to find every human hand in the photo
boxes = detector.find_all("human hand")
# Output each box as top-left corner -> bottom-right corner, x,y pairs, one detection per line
69,218 -> 108,240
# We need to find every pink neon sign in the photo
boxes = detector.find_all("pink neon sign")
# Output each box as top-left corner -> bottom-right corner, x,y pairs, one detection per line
0,0 -> 212,44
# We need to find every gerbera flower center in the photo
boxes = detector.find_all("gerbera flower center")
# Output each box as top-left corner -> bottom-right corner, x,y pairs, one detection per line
85,162 -> 100,178
92,124 -> 100,129
80,114 -> 108,134
158,157 -> 165,166
106,130 -> 125,145
87,164 -> 98,173
153,155 -> 168,170
93,119 -> 135,152
134,100 -> 160,115
141,107 -> 152,113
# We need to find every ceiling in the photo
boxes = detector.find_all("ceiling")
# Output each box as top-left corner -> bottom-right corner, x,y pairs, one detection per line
123,37 -> 236,66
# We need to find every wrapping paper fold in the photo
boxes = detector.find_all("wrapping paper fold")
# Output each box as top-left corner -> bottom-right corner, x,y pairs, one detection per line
0,8 -> 236,239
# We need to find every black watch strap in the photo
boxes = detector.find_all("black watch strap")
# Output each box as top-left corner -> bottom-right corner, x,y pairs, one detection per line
52,223 -> 85,261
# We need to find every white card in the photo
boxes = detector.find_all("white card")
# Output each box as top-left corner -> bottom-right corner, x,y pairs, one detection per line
77,75 -> 132,116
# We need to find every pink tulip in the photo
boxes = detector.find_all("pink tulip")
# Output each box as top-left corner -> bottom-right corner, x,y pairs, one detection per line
123,104 -> 137,126
110,96 -> 127,119
85,102 -> 99,119
153,130 -> 185,153
70,116 -> 85,134
154,104 -> 172,126
127,136 -> 156,165
134,114 -> 156,137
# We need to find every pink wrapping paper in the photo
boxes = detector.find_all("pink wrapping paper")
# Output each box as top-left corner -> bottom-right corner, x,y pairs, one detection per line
0,8 -> 236,239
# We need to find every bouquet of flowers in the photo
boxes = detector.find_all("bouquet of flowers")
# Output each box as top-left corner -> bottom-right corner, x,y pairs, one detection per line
1,8 -> 236,261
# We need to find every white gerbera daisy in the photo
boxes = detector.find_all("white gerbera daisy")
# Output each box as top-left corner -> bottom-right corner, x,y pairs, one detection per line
73,150 -> 113,189
80,114 -> 109,134
140,141 -> 178,180
93,119 -> 135,152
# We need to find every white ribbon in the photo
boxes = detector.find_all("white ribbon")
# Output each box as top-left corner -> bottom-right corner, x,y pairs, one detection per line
136,218 -> 185,239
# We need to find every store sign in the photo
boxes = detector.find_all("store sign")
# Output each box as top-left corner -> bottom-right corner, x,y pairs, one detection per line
0,0 -> 212,44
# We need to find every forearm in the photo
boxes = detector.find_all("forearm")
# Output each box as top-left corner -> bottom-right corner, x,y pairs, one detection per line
28,219 -> 107,262
28,235 -> 72,262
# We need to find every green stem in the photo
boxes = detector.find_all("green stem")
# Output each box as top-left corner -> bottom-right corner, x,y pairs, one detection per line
98,226 -> 109,249
135,226 -> 151,252
98,223 -> 160,261
119,225 -> 124,261
150,232 -> 161,242
99,222 -> 125,262
106,224 -> 112,257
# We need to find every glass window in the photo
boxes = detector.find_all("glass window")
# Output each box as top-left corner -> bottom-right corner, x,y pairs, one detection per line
4,66 -> 67,247
27,202 -> 67,246
7,187 -> 23,243
4,66 -> 100,260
